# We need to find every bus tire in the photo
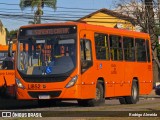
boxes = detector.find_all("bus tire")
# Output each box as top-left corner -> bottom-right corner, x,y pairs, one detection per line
125,81 -> 139,104
119,97 -> 127,104
77,82 -> 105,107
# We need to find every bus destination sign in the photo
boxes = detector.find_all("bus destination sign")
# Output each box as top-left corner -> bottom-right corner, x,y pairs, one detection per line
19,26 -> 77,37
26,28 -> 70,36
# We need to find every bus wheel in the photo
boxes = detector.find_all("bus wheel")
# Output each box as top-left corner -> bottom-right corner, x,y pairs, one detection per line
125,81 -> 139,104
119,97 -> 127,104
77,82 -> 105,107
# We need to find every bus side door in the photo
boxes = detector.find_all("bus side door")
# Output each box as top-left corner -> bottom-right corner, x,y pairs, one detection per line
80,30 -> 96,99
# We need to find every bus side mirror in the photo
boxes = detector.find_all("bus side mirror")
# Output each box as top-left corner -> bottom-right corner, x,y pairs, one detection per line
8,41 -> 13,57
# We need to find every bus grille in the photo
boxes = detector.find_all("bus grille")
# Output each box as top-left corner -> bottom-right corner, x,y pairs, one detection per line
28,91 -> 61,98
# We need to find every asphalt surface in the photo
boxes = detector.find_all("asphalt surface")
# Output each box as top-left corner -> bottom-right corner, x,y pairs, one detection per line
0,89 -> 159,110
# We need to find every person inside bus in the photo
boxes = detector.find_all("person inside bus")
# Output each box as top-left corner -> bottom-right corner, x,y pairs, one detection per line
2,55 -> 14,70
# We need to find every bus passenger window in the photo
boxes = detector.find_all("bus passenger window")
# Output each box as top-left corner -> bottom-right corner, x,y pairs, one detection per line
123,37 -> 135,61
109,35 -> 123,61
80,39 -> 93,73
135,39 -> 147,62
94,33 -> 109,60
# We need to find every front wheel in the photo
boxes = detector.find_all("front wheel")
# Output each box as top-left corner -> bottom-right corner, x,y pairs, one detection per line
77,82 -> 105,107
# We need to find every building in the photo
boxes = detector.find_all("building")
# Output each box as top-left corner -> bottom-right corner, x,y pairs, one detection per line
77,8 -> 137,31
0,20 -> 6,45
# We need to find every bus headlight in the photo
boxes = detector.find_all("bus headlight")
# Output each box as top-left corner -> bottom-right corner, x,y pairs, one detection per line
65,75 -> 78,88
16,78 -> 25,89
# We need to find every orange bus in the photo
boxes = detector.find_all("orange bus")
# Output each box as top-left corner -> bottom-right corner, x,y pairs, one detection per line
0,44 -> 16,97
13,22 -> 152,106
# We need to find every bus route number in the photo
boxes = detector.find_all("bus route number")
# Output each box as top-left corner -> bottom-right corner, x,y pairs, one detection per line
28,84 -> 41,90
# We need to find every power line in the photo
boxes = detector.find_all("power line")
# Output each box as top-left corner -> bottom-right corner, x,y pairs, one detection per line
0,10 -> 90,17
0,12 -> 138,20
0,2 -> 98,11
0,8 -> 93,14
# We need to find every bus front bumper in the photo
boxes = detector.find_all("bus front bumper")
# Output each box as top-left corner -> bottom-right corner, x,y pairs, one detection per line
16,85 -> 82,100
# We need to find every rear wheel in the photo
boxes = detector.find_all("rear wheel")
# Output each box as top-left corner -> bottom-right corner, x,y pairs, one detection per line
77,82 -> 105,107
125,81 -> 139,104
119,81 -> 139,104
119,97 -> 127,104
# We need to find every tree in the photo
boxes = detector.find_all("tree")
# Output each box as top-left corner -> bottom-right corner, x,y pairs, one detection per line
19,0 -> 57,24
0,20 -> 4,33
5,28 -> 9,38
145,0 -> 160,83
9,30 -> 18,38
115,0 -> 160,82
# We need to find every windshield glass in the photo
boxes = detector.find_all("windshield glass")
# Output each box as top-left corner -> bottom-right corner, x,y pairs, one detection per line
18,34 -> 76,76
0,51 -> 14,70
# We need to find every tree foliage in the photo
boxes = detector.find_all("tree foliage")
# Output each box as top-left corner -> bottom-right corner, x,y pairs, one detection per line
19,0 -> 57,24
6,29 -> 18,38
115,0 -> 160,81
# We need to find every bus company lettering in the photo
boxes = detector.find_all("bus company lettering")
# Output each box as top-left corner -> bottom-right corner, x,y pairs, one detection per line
5,72 -> 15,76
0,72 -> 5,76
0,72 -> 14,76
111,64 -> 117,74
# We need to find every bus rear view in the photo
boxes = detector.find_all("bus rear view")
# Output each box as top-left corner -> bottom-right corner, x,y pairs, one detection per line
0,44 -> 15,97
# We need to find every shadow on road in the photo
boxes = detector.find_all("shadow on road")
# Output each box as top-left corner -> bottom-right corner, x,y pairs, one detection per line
0,98 -> 78,110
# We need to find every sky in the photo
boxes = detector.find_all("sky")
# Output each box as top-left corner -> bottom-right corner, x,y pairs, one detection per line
0,0 -> 117,31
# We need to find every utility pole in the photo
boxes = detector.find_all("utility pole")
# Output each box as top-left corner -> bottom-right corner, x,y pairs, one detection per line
158,0 -> 160,27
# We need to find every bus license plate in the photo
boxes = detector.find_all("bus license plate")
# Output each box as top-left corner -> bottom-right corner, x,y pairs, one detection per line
38,95 -> 50,99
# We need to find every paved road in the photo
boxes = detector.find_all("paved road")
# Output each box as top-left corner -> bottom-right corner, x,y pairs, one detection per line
0,91 -> 160,111
0,92 -> 160,119
0,97 -> 160,119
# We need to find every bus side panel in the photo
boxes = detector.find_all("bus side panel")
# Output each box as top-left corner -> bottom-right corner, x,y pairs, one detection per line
0,71 -> 5,87
144,63 -> 153,94
140,82 -> 152,95
95,61 -> 115,98
3,70 -> 15,86
135,63 -> 153,95
0,70 -> 15,86
123,62 -> 135,96
112,61 -> 131,97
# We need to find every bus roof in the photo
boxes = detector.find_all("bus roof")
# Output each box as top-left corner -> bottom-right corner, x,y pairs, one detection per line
19,22 -> 150,39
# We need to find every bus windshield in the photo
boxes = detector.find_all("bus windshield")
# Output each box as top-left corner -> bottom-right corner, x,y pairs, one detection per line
17,35 -> 76,76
